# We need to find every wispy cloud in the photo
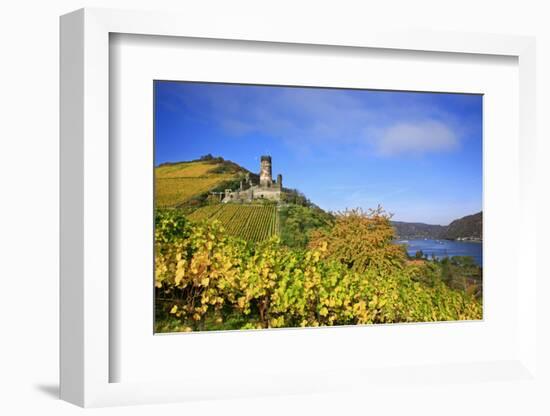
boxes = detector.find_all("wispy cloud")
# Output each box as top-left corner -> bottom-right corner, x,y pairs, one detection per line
162,84 -> 469,159
373,120 -> 459,156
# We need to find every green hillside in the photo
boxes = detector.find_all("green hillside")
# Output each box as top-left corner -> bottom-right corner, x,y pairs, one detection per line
155,157 -> 251,208
442,211 -> 482,240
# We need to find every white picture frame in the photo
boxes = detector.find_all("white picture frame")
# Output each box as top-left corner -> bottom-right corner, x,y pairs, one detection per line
60,7 -> 539,408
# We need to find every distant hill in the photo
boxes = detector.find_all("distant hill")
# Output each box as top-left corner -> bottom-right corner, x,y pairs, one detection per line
391,221 -> 446,240
392,211 -> 482,240
442,211 -> 482,240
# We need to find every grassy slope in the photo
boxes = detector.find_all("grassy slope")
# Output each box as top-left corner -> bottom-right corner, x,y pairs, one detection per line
155,160 -> 242,207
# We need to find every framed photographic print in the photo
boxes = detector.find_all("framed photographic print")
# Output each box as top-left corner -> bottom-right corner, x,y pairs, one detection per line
152,81 -> 483,334
60,7 -> 540,409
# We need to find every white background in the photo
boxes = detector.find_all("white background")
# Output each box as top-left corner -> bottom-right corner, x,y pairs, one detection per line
1,1 -> 549,415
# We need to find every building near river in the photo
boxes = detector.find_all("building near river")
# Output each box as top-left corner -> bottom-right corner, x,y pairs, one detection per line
221,155 -> 283,203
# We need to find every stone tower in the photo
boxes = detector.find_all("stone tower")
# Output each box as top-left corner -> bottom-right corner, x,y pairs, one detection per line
259,155 -> 273,187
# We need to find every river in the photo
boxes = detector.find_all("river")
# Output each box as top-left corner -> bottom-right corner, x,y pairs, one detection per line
396,239 -> 483,266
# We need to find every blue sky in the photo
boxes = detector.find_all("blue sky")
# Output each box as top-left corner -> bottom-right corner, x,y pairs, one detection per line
155,81 -> 482,225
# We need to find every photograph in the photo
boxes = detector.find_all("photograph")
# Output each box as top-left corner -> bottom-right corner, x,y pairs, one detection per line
154,81 -> 483,333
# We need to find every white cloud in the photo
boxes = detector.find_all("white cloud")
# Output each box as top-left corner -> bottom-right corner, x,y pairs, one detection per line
375,120 -> 458,156
167,84 -> 465,159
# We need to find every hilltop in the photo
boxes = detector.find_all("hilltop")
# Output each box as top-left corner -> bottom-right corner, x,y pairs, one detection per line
155,155 -> 257,208
156,154 -> 313,210
155,155 -> 333,246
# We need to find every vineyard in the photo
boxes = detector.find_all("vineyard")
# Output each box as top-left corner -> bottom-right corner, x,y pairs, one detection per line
188,204 -> 279,242
155,160 -> 242,207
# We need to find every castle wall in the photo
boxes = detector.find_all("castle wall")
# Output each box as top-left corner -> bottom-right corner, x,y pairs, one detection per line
253,188 -> 281,201
222,185 -> 281,203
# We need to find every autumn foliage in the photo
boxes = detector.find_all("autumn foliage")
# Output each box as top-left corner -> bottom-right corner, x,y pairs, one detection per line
155,207 -> 482,332
308,207 -> 407,272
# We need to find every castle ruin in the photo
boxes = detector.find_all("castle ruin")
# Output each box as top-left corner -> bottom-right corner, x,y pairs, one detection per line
221,155 -> 283,203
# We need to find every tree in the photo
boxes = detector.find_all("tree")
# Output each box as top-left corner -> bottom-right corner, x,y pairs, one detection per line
308,206 -> 407,272
279,204 -> 334,249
